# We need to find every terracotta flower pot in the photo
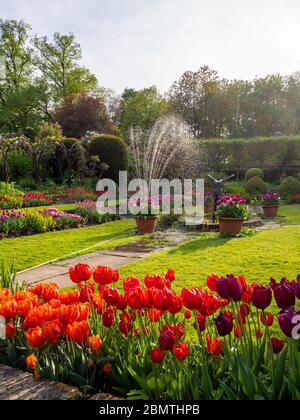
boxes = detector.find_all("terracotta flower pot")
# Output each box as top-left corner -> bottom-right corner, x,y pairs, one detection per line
218,217 -> 244,234
135,216 -> 158,235
262,205 -> 279,218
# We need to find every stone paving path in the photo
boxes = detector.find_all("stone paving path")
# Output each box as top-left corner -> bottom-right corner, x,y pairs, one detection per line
17,248 -> 155,288
0,364 -> 121,400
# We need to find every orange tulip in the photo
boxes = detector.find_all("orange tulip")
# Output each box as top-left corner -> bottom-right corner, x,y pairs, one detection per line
43,320 -> 62,345
66,320 -> 90,344
25,327 -> 45,348
26,354 -> 38,370
87,335 -> 102,354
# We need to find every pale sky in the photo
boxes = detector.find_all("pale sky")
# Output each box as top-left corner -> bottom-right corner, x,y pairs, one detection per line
1,0 -> 300,93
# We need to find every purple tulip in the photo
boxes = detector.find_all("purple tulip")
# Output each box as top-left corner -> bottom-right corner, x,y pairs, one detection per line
214,312 -> 234,336
216,275 -> 244,301
294,274 -> 300,299
252,284 -> 272,310
278,307 -> 298,338
270,278 -> 295,309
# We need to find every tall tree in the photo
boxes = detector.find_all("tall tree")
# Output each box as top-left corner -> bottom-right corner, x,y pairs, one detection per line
119,86 -> 168,137
32,33 -> 97,101
168,66 -> 222,138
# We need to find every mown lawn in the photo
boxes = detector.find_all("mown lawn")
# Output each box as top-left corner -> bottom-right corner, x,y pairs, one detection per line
277,204 -> 300,225
119,226 -> 300,289
0,219 -> 137,272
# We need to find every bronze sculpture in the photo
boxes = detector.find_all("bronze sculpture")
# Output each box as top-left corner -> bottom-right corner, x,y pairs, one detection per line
208,174 -> 235,222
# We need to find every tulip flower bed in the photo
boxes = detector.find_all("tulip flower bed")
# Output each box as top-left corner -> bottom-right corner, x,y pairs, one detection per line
0,193 -> 54,210
0,264 -> 299,400
0,208 -> 83,238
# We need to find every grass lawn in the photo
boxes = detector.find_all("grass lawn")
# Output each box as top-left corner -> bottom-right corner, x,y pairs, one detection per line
119,226 -> 300,289
277,204 -> 300,225
0,219 -> 138,272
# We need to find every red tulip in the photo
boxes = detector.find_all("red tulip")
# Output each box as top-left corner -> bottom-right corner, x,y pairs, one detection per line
234,323 -> 246,338
206,273 -> 220,292
79,282 -> 94,303
240,303 -> 250,317
103,362 -> 113,374
123,276 -> 141,291
256,329 -> 264,338
184,310 -> 192,319
145,274 -> 166,290
194,313 -> 206,332
5,322 -> 16,338
271,337 -> 285,354
172,342 -> 189,360
181,288 -> 203,310
206,336 -> 224,357
25,327 -> 45,348
103,287 -> 127,310
102,309 -> 115,327
242,284 -> 253,304
93,266 -> 119,285
148,308 -> 162,322
252,284 -> 272,310
260,312 -> 274,327
150,348 -> 165,363
165,269 -> 176,283
69,263 -> 92,284
126,287 -> 148,310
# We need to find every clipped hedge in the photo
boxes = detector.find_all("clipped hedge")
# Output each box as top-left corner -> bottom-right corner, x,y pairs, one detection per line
245,176 -> 268,195
244,168 -> 264,181
88,134 -> 128,182
278,176 -> 300,198
198,135 -> 300,180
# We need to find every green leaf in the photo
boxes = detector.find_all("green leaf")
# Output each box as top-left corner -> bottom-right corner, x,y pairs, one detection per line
273,347 -> 288,399
219,380 -> 239,400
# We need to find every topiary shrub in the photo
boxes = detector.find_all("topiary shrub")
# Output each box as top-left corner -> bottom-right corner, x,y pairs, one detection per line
245,176 -> 268,195
88,134 -> 128,182
244,168 -> 264,181
278,176 -> 300,198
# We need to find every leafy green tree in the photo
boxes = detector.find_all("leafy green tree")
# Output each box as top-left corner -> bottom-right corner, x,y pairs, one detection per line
32,33 -> 97,101
119,86 -> 168,137
168,66 -> 222,138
